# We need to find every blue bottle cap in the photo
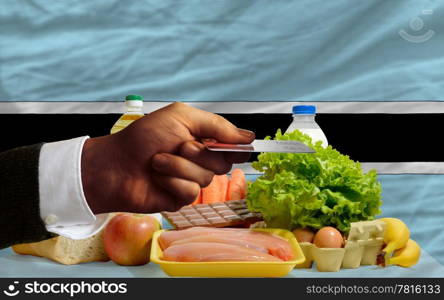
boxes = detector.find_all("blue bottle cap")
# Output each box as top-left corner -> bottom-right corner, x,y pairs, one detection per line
292,105 -> 316,114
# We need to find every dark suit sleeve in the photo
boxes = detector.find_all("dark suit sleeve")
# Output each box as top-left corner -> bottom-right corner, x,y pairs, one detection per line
0,144 -> 56,249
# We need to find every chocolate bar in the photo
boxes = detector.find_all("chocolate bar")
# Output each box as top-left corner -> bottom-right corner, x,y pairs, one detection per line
161,199 -> 263,229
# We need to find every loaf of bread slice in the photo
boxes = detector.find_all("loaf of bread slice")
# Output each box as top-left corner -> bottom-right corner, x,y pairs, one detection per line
12,229 -> 109,265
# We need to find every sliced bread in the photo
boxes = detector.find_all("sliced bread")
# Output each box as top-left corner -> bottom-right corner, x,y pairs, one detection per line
12,230 -> 109,265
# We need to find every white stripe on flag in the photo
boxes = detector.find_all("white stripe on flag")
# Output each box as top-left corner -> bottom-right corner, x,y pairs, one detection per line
2,101 -> 444,114
232,162 -> 444,175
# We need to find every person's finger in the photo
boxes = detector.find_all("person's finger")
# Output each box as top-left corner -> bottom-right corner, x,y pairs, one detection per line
223,152 -> 251,164
179,141 -> 249,175
151,153 -> 214,187
151,173 -> 201,211
179,141 -> 230,174
169,102 -> 255,144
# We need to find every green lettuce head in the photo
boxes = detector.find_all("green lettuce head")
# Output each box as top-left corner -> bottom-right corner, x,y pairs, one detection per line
246,129 -> 382,233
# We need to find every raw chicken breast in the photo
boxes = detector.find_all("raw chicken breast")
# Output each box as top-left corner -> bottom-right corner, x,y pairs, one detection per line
158,227 -> 249,250
159,227 -> 294,261
162,242 -> 282,262
170,235 -> 268,254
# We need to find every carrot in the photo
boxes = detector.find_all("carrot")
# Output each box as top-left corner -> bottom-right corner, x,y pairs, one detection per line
227,168 -> 247,201
202,175 -> 229,203
191,188 -> 202,205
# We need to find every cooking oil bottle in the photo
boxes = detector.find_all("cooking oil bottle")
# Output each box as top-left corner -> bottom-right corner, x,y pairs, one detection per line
110,95 -> 145,134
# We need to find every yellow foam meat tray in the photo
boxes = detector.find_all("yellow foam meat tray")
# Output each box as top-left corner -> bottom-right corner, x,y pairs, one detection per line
150,228 -> 305,277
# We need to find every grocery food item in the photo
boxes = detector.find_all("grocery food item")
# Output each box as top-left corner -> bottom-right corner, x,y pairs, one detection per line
12,231 -> 109,265
161,199 -> 262,229
159,227 -> 249,249
296,220 -> 385,272
313,226 -> 343,248
202,174 -> 229,203
379,217 -> 410,263
189,169 -> 246,205
162,242 -> 282,262
285,105 -> 328,147
150,228 -> 305,277
159,227 -> 294,261
293,228 -> 314,243
227,168 -> 247,201
170,235 -> 268,253
247,129 -> 382,232
103,213 -> 160,266
110,94 -> 144,134
378,218 -> 420,267
387,239 -> 421,267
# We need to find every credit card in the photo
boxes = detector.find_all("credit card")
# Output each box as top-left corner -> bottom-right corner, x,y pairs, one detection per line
203,139 -> 315,153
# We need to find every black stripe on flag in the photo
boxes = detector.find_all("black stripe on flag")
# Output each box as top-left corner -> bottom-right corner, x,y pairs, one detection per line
1,113 -> 443,162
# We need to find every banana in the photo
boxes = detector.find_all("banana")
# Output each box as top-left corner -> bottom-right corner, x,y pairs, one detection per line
387,239 -> 421,267
379,218 -> 410,264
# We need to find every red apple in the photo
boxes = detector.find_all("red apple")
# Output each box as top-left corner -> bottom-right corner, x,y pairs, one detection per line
103,213 -> 160,266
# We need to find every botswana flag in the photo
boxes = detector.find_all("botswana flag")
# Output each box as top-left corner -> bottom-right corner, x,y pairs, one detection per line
1,0 -> 444,277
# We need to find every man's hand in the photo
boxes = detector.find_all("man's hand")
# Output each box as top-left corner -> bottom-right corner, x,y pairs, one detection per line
81,102 -> 254,213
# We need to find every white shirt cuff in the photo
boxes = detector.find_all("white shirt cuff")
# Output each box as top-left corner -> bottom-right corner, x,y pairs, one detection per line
39,136 -> 108,240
